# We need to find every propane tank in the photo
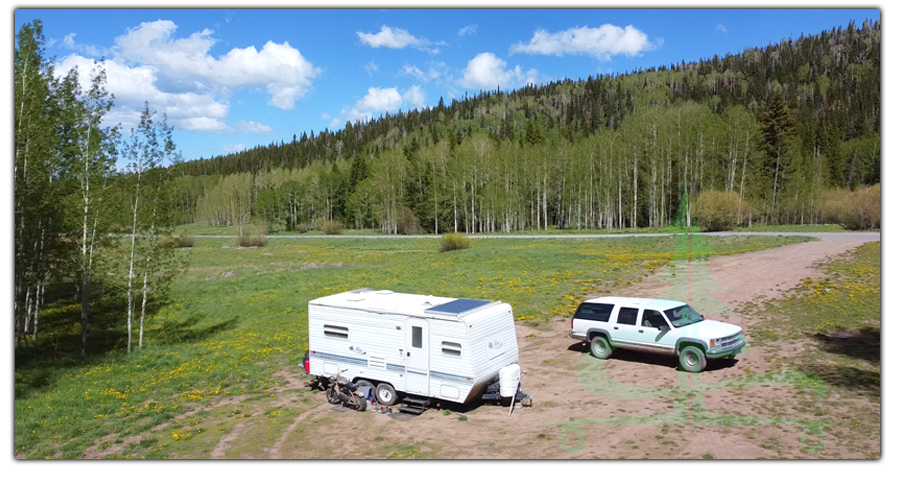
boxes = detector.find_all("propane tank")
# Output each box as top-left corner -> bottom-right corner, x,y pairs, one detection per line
499,364 -> 521,398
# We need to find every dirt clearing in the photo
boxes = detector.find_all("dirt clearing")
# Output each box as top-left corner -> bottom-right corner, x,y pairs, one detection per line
129,233 -> 881,459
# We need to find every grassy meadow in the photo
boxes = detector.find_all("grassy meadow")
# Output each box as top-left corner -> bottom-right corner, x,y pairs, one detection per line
15,234 -> 813,459
744,241 -> 881,458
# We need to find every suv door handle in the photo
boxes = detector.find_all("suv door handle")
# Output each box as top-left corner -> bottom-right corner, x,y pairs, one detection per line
638,330 -> 644,333
613,327 -> 619,330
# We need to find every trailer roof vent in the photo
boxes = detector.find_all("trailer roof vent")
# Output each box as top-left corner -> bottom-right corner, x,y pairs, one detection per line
425,298 -> 494,317
375,290 -> 394,295
350,288 -> 373,294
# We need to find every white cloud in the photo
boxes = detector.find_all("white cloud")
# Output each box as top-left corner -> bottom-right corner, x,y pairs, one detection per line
460,52 -> 540,91
56,54 -> 230,133
321,112 -> 331,120
356,25 -> 440,54
458,24 -> 477,37
236,120 -> 273,133
510,24 -> 658,60
53,19 -> 322,138
180,117 -> 230,132
402,85 -> 426,108
364,60 -> 379,74
715,23 -> 728,33
400,61 -> 448,84
337,85 -> 428,124
358,86 -> 404,113
223,143 -> 246,153
114,20 -> 319,110
61,33 -> 106,57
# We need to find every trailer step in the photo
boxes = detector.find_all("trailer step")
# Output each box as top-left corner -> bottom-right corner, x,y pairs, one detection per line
398,406 -> 427,415
398,397 -> 430,415
402,397 -> 430,407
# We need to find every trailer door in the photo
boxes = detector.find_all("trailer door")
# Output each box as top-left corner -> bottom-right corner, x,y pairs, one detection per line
405,318 -> 430,395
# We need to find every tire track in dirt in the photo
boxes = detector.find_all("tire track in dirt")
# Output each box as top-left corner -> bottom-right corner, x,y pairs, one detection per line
268,404 -> 329,459
210,420 -> 249,459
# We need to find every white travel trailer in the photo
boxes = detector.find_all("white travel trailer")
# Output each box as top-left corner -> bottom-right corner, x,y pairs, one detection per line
306,288 -> 521,406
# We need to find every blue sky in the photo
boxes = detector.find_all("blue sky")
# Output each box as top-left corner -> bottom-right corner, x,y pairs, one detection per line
14,8 -> 881,162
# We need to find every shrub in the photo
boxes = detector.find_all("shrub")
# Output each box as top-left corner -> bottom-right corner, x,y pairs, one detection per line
237,233 -> 267,247
296,223 -> 308,234
822,184 -> 880,230
440,233 -> 471,252
693,190 -> 744,231
320,220 -> 344,235
175,235 -> 196,248
397,207 -> 423,235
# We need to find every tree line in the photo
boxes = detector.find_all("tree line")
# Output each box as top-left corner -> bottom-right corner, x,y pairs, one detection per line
15,20 -> 182,350
169,19 -> 879,234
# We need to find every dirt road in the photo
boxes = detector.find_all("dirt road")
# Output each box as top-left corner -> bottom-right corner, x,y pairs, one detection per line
213,233 -> 879,459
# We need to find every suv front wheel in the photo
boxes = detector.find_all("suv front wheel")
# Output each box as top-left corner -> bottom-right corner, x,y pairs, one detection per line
678,345 -> 707,373
589,335 -> 613,359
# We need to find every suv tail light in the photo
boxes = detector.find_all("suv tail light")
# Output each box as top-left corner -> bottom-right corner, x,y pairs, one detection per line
570,318 -> 574,329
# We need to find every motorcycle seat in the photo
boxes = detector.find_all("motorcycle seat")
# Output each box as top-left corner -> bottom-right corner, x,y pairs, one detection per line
346,383 -> 358,391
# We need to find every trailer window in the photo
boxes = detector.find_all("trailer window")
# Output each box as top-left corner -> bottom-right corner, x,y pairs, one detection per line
412,326 -> 423,348
441,341 -> 462,357
324,325 -> 349,340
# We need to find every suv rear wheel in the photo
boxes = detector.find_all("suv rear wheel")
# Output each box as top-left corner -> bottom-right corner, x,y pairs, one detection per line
678,345 -> 707,373
589,335 -> 613,359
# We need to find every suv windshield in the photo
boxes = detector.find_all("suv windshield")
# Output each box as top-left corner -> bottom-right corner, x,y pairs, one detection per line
664,305 -> 704,328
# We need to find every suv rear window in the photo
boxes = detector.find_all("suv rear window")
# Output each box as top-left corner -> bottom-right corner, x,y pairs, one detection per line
574,303 -> 614,322
616,307 -> 639,325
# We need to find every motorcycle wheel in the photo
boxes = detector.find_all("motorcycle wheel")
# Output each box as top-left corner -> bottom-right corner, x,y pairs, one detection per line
325,386 -> 341,405
351,394 -> 367,411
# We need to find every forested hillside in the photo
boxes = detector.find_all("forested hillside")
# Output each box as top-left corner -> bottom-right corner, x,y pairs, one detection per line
168,19 -> 880,234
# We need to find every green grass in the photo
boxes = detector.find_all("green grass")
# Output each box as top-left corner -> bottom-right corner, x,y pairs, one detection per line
15,234 -> 811,458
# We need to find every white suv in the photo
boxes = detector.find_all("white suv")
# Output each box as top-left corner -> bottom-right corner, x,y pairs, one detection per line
569,297 -> 744,372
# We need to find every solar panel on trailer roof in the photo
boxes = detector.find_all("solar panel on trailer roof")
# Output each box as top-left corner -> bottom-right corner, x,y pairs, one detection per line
425,298 -> 494,316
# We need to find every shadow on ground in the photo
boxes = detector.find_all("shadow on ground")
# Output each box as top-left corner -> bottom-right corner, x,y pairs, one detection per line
15,295 -> 237,401
566,341 -> 738,372
812,326 -> 880,363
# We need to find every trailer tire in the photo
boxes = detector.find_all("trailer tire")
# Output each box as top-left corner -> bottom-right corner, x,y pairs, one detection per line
375,383 -> 398,406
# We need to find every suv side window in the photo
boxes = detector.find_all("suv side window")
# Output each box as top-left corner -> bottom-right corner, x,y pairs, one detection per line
574,303 -> 614,322
616,307 -> 639,325
641,309 -> 669,329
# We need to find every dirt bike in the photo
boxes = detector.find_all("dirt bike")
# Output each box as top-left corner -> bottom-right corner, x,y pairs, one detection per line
324,369 -> 367,411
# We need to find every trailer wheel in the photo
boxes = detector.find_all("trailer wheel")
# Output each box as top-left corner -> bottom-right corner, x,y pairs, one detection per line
375,383 -> 398,406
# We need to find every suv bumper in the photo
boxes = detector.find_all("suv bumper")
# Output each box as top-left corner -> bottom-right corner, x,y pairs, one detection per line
706,339 -> 745,358
569,330 -> 588,341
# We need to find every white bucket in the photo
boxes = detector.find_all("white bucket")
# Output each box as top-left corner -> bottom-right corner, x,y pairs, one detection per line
499,364 -> 521,397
